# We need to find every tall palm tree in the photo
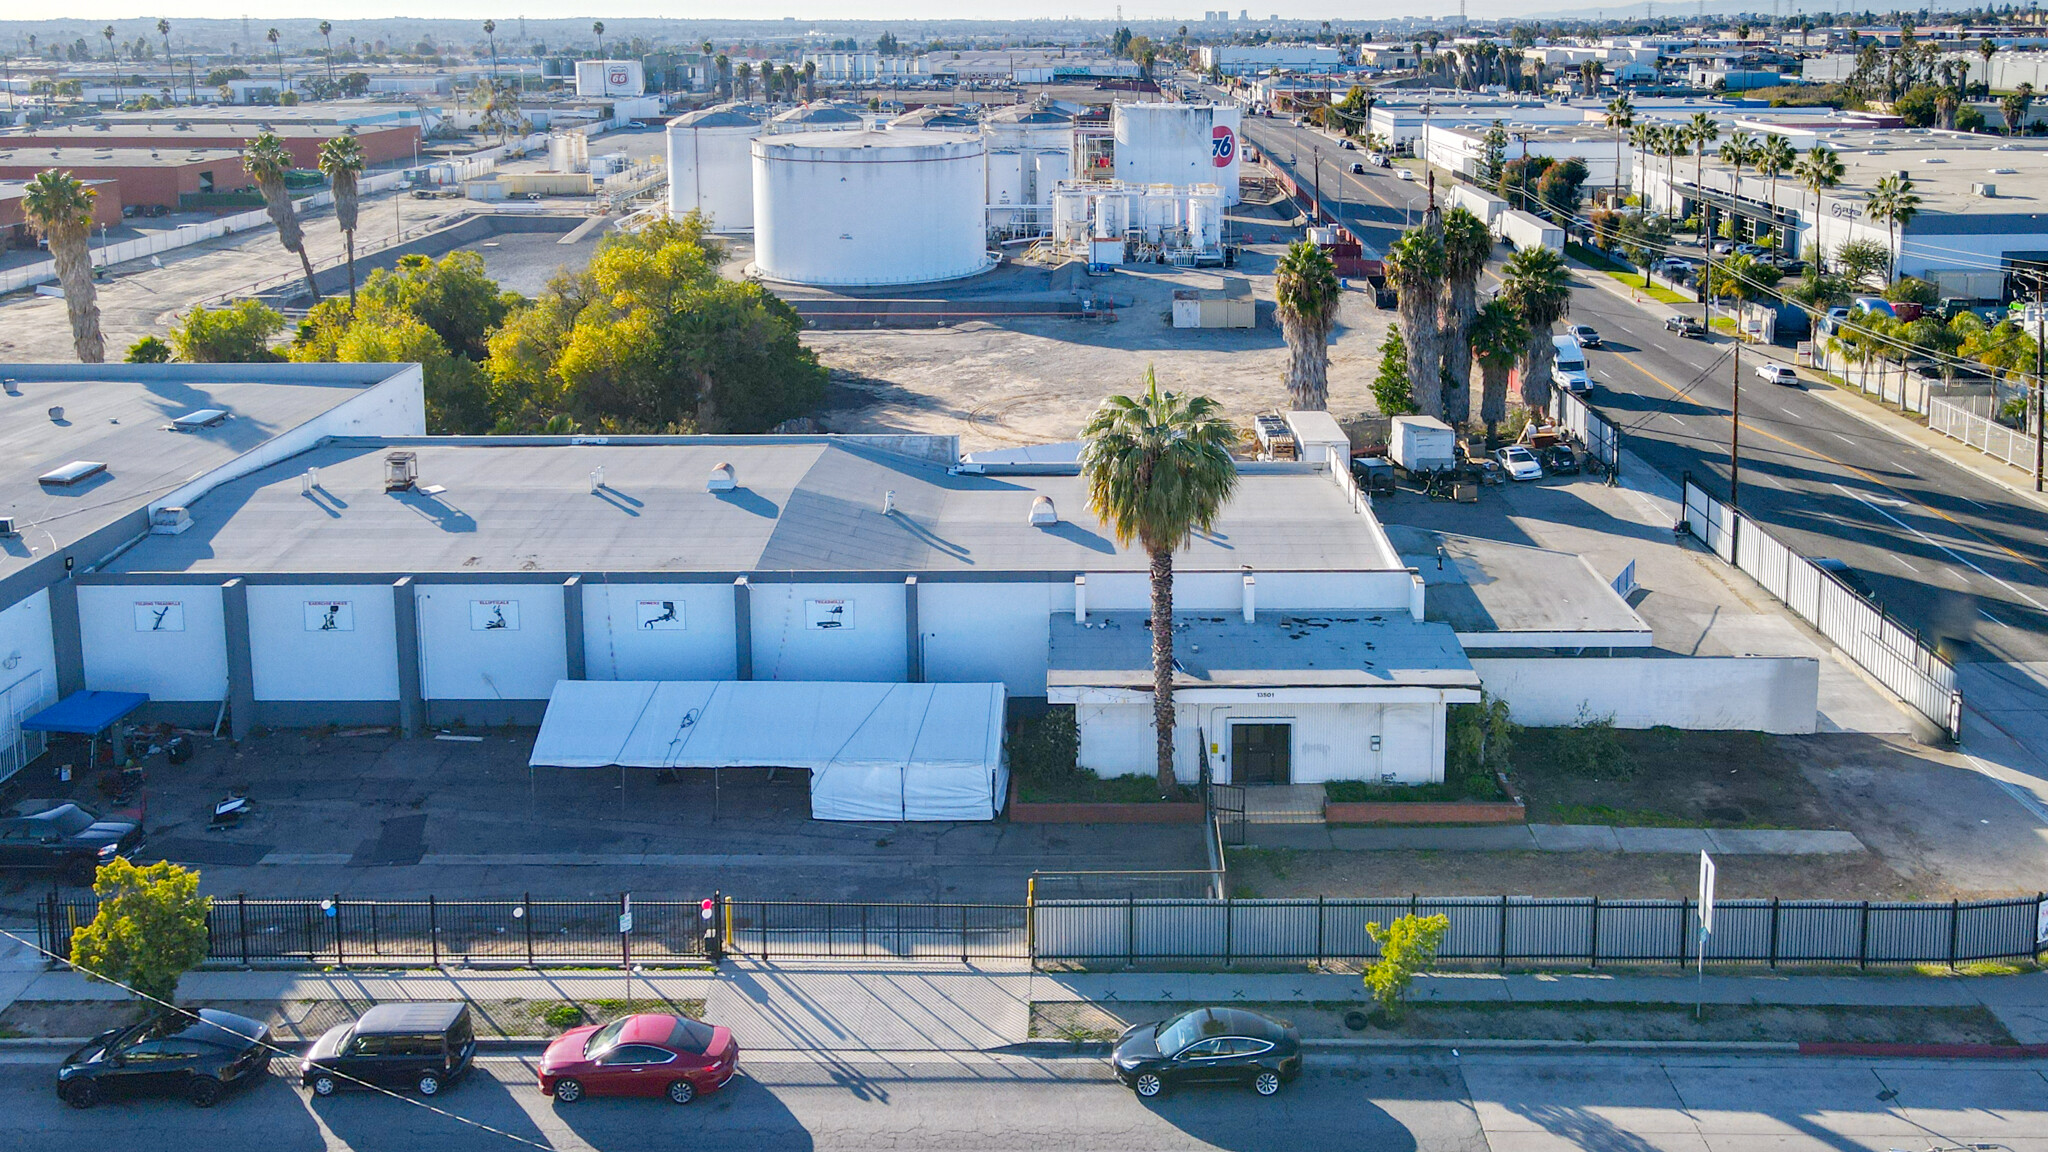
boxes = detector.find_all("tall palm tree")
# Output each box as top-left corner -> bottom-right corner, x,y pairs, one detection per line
1385,218 -> 1447,420
592,21 -> 605,58
1604,95 -> 1634,209
482,20 -> 498,84
1469,298 -> 1528,444
1794,144 -> 1844,266
1866,174 -> 1920,284
1688,112 -> 1720,239
1439,206 -> 1493,427
102,26 -> 123,107
1979,37 -> 1997,98
319,21 -> 335,88
1753,134 -> 1795,257
157,19 -> 175,103
1716,130 -> 1755,244
802,60 -> 817,100
1079,371 -> 1239,795
715,54 -> 731,99
22,170 -> 105,363
780,64 -> 797,103
266,27 -> 285,101
318,133 -> 364,309
243,131 -> 320,301
1500,245 -> 1571,409
1274,241 -> 1341,411
736,62 -> 754,101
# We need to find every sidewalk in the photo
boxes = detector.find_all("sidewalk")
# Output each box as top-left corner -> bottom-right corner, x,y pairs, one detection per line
1249,823 -> 1864,854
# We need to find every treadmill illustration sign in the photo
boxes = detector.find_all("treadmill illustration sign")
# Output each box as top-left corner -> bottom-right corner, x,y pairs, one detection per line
133,601 -> 185,632
636,599 -> 686,630
805,599 -> 852,630
304,600 -> 355,632
470,599 -> 520,631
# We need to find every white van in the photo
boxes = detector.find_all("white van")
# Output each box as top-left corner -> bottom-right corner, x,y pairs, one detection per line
1550,334 -> 1591,394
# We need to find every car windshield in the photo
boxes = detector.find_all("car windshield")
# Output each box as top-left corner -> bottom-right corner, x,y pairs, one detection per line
42,805 -> 95,837
1505,448 -> 1533,461
1155,1009 -> 1230,1057
583,1018 -> 630,1058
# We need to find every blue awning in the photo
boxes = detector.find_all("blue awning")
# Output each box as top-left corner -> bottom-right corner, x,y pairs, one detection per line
22,691 -> 150,735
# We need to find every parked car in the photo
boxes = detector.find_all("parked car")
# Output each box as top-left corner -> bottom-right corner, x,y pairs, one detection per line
0,800 -> 142,881
1820,305 -> 1852,335
1812,558 -> 1877,601
1396,167 -> 1416,181
1665,314 -> 1706,338
1109,1007 -> 1303,1099
1769,258 -> 1809,276
1735,243 -> 1768,257
540,1014 -> 739,1106
1340,138 -> 1356,149
1494,445 -> 1545,481
1349,161 -> 1366,174
1564,323 -> 1602,349
301,1002 -> 475,1097
1755,363 -> 1800,386
1539,444 -> 1580,475
59,1010 -> 272,1109
1711,239 -> 1736,254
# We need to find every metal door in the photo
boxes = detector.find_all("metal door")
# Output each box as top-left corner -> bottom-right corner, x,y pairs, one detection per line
1230,723 -> 1291,785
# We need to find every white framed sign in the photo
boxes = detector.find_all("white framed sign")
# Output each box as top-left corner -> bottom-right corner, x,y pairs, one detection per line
470,599 -> 519,631
304,600 -> 355,632
805,598 -> 852,630
134,601 -> 185,632
636,599 -> 686,631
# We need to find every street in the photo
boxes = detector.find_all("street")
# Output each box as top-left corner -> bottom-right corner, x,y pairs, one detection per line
3,1048 -> 2044,1151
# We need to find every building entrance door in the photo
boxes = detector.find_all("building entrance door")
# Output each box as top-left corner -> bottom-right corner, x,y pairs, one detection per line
1230,723 -> 1291,785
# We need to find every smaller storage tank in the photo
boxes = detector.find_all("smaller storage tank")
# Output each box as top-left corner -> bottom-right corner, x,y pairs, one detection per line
667,103 -> 765,233
753,129 -> 993,287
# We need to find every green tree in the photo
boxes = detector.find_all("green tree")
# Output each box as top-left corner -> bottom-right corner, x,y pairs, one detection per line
1363,912 -> 1450,1017
1865,174 -> 1920,283
1274,241 -> 1341,411
171,300 -> 285,362
1385,218 -> 1447,419
292,299 -> 491,433
342,251 -> 513,361
1079,371 -> 1239,795
1500,245 -> 1571,408
1794,145 -> 1844,263
1753,134 -> 1796,257
68,859 -> 211,1006
242,131 -> 319,301
1439,207 -> 1494,426
124,335 -> 172,363
1893,83 -> 1940,127
22,169 -> 104,363
1480,121 -> 1509,190
1706,253 -> 1783,302
1687,112 -> 1720,239
1468,299 -> 1528,441
1372,323 -> 1415,416
317,134 -> 365,309
1603,94 -> 1633,207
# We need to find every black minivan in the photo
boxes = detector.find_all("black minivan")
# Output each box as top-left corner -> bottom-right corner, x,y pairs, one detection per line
301,1003 -> 475,1097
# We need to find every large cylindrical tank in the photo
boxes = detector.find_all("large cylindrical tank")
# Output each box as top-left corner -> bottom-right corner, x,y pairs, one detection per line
1032,150 -> 1071,204
769,102 -> 866,134
667,104 -> 764,233
987,149 -> 1025,211
753,129 -> 993,287
1111,102 -> 1242,204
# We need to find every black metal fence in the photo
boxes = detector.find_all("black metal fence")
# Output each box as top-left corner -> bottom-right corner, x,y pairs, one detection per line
1032,894 -> 2048,968
723,900 -> 1028,961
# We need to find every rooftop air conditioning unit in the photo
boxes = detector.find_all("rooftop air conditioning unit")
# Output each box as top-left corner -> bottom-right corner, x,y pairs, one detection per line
150,506 -> 193,535
383,451 -> 419,492
1973,182 -> 1997,197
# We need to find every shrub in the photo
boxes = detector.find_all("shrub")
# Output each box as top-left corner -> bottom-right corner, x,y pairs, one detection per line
123,335 -> 171,363
1364,913 -> 1449,1016
1010,708 -> 1079,784
68,859 -> 211,1005
1446,693 -> 1515,785
542,1003 -> 586,1030
1550,706 -> 1635,779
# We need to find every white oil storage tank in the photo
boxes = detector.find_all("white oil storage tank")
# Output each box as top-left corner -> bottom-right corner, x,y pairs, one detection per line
753,129 -> 994,287
1112,102 -> 1241,204
667,103 -> 765,233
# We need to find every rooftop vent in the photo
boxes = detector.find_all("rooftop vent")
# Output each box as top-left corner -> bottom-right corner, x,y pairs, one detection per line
168,408 -> 229,431
1028,495 -> 1059,527
383,451 -> 419,492
149,506 -> 193,535
706,462 -> 736,492
1973,182 -> 1998,198
0,516 -> 17,538
47,406 -> 63,423
39,461 -> 107,487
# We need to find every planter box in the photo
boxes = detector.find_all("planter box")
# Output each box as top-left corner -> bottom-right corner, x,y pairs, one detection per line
1324,798 -> 1526,825
1006,779 -> 1204,824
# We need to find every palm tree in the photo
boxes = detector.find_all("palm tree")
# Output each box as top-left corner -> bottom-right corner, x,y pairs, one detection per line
1753,134 -> 1795,257
1716,130 -> 1755,245
592,21 -> 605,58
715,54 -> 731,99
1580,59 -> 1602,97
1469,298 -> 1528,444
1866,174 -> 1920,284
1079,371 -> 1239,795
781,64 -> 797,103
1274,241 -> 1341,411
243,131 -> 320,301
1439,207 -> 1493,427
22,170 -> 105,363
102,26 -> 123,107
1385,219 -> 1447,420
1604,95 -> 1633,209
1688,112 -> 1720,239
318,134 -> 364,309
319,21 -> 335,88
266,28 -> 285,101
736,62 -> 754,101
1500,245 -> 1571,409
1979,37 -> 1997,98
1794,144 -> 1844,266
482,20 -> 498,84
802,60 -> 817,100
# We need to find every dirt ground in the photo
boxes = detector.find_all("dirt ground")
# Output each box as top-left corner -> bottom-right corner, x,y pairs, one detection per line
1510,728 -> 1842,830
1030,999 -> 2016,1045
0,995 -> 704,1042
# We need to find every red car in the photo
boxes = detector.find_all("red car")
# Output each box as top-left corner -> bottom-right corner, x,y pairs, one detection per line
539,1014 -> 738,1106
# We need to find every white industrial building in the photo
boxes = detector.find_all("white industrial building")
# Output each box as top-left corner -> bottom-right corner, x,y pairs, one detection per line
751,129 -> 995,286
576,59 -> 646,98
1112,103 -> 1243,204
666,104 -> 767,233
1197,45 -> 1347,76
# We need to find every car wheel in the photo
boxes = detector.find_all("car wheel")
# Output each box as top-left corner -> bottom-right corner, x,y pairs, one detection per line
62,1081 -> 99,1109
187,1076 -> 225,1108
417,1073 -> 442,1096
311,1074 -> 338,1097
553,1078 -> 584,1104
1253,1070 -> 1283,1096
667,1079 -> 696,1105
1134,1072 -> 1166,1098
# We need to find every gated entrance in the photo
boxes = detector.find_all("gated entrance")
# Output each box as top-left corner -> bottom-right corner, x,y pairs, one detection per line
1229,722 -> 1291,784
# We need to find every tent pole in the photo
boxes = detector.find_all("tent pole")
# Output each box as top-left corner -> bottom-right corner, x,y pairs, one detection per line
714,767 -> 720,823
529,766 -> 535,821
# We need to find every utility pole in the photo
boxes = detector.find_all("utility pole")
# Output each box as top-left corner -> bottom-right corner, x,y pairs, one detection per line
2036,268 -> 2045,492
1731,322 -> 1743,510
1312,144 -> 1321,223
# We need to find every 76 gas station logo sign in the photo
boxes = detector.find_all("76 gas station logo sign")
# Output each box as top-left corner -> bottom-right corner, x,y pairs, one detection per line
1212,125 -> 1236,166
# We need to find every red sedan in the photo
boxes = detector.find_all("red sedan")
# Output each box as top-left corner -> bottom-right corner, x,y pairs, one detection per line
539,1014 -> 738,1105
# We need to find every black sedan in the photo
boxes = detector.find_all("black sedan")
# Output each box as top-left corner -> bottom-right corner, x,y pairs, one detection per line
58,1009 -> 272,1109
0,800 -> 144,882
1539,444 -> 1580,475
1109,1007 -> 1302,1099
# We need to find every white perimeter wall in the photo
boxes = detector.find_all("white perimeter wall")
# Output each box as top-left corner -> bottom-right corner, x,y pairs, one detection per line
415,583 -> 567,701
248,584 -> 399,701
0,589 -> 59,723
1473,656 -> 1819,734
582,582 -> 739,681
79,583 -> 228,701
750,581 -> 907,682
1076,696 -> 1448,784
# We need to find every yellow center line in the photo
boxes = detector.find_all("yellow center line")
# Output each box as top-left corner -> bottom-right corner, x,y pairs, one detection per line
1607,348 -> 2047,577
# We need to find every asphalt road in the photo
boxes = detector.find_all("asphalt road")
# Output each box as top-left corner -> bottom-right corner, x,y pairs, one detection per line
5,1049 -> 2045,1151
1238,107 -> 2048,772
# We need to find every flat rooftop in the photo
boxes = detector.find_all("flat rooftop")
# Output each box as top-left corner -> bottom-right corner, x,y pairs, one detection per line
0,146 -> 246,169
1728,122 -> 2048,219
105,438 -> 1404,577
0,123 -> 412,145
1048,611 -> 1478,689
1383,525 -> 1651,648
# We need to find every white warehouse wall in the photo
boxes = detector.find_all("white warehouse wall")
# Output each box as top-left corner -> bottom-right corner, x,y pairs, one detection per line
0,589 -> 59,730
1075,696 -> 1449,784
749,581 -> 907,682
1472,656 -> 1819,734
582,582 -> 739,681
415,583 -> 567,702
247,584 -> 399,702
79,583 -> 228,702
919,581 -> 1065,696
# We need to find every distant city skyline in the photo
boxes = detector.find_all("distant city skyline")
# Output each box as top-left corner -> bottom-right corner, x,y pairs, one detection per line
11,4 -> 1576,26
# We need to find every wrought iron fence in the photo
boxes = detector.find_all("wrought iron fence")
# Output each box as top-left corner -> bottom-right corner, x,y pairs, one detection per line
723,900 -> 1028,961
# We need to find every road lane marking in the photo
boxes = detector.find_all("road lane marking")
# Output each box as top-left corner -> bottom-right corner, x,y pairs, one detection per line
1834,433 -> 1856,445
1831,482 -> 2048,611
1983,609 -> 2010,627
1668,416 -> 1688,427
1895,556 -> 1922,573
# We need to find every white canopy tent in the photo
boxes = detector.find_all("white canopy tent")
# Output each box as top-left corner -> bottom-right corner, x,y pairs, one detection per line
528,680 -> 1009,821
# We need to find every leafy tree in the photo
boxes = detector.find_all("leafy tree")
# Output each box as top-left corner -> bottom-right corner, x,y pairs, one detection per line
1080,371 -> 1238,795
1883,276 -> 1938,306
1834,238 -> 1891,288
344,251 -> 513,361
124,335 -> 172,363
22,170 -> 104,363
1363,913 -> 1450,1017
171,300 -> 285,362
1446,693 -> 1516,793
1273,241 -> 1340,411
1706,254 -> 1783,303
1617,211 -> 1672,274
1534,156 -> 1590,222
242,131 -> 319,301
68,859 -> 211,1005
292,299 -> 491,433
1372,323 -> 1416,416
1956,104 -> 1986,132
1479,121 -> 1509,189
1893,83 -> 1940,127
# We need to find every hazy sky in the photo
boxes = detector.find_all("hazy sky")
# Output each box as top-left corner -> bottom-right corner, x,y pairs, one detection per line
44,3 -> 1544,23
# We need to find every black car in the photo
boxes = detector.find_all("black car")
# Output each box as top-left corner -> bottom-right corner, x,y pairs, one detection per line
1813,558 -> 1877,602
58,1009 -> 272,1108
301,1002 -> 475,1097
1109,1007 -> 1302,1099
1540,444 -> 1580,475
0,800 -> 143,881
1665,314 -> 1706,337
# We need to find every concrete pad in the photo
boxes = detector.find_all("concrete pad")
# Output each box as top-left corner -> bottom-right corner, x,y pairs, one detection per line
1663,1065 -> 1931,1137
1612,827 -> 1714,853
1326,825 -> 1537,851
1246,825 -> 1335,850
1704,829 -> 1864,854
1528,824 -> 1623,852
1882,1067 -> 2048,1137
